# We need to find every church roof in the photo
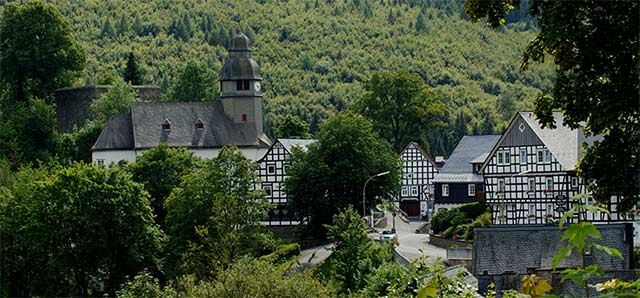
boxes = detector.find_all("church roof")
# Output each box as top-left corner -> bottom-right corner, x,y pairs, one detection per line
220,31 -> 262,81
92,102 -> 271,151
229,31 -> 251,51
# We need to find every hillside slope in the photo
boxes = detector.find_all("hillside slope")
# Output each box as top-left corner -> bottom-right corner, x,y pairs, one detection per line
12,0 -> 554,155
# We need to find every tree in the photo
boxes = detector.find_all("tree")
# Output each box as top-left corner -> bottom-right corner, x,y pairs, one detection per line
275,114 -> 310,138
0,1 -> 85,102
123,51 -> 143,85
164,146 -> 271,279
165,60 -> 218,102
325,208 -> 393,294
90,77 -> 140,123
0,163 -> 164,297
127,144 -> 198,227
101,17 -> 116,39
465,0 -> 640,211
285,112 -> 401,238
7,98 -> 57,164
356,70 -> 446,153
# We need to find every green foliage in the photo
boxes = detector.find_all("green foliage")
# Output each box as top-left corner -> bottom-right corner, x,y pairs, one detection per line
356,70 -> 446,152
165,59 -> 218,102
430,202 -> 488,235
465,0 -> 640,211
258,243 -> 301,264
285,112 -> 401,238
90,77 -> 140,122
275,114 -> 310,139
164,146 -> 271,279
7,97 -> 58,164
126,144 -> 197,227
0,0 -> 85,101
123,51 -> 144,85
324,208 -> 393,294
117,272 -> 172,298
0,162 -> 164,297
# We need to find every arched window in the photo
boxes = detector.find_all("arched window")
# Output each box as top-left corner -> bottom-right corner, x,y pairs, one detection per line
162,119 -> 171,131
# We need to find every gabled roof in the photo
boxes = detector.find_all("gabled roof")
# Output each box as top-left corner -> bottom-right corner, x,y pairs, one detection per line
278,138 -> 317,153
433,135 -> 500,183
400,142 -> 438,166
92,102 -> 271,151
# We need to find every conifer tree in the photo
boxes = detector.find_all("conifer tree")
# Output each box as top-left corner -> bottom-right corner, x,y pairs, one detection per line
123,51 -> 143,85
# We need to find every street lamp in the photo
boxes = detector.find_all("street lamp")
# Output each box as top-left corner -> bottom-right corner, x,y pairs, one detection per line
363,171 -> 390,227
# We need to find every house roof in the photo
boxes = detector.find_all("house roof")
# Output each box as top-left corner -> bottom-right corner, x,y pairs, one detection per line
278,138 -> 317,152
92,102 -> 271,151
433,135 -> 499,183
519,112 -> 589,170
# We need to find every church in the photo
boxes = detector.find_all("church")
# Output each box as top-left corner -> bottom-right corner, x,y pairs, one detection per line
91,32 -> 272,164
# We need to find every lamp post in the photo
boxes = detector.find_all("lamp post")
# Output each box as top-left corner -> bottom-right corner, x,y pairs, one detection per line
363,171 -> 390,227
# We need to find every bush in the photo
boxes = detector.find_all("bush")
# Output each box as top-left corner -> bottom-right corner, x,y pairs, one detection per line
462,212 -> 491,240
259,243 -> 301,264
431,203 -> 490,239
443,226 -> 456,239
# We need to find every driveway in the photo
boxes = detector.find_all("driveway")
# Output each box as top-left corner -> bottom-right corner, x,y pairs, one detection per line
376,212 -> 446,263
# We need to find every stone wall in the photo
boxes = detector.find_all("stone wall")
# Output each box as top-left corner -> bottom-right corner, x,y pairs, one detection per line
429,234 -> 472,249
473,224 -> 634,276
55,85 -> 161,133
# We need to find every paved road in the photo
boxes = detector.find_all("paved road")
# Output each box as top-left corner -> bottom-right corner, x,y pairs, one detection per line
376,212 -> 446,263
290,243 -> 333,271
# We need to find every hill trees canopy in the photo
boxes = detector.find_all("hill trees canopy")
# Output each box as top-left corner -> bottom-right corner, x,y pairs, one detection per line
4,0 -> 556,156
465,0 -> 640,211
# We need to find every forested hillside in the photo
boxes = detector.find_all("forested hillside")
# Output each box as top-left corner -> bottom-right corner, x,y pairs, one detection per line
5,0 -> 553,155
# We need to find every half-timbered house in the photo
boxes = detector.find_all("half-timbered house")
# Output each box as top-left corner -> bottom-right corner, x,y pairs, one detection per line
481,112 -> 634,225
398,142 -> 440,217
257,138 -> 316,226
433,135 -> 500,211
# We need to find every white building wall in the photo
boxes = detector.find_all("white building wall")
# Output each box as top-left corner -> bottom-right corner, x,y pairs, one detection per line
92,147 -> 269,165
92,150 -> 137,165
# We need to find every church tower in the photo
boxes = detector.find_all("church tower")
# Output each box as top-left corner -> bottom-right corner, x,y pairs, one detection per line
219,31 -> 264,135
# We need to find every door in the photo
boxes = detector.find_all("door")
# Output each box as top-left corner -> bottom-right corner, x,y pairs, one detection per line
400,200 -> 420,217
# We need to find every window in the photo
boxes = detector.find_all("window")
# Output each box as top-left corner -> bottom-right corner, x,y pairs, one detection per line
411,186 -> 419,196
527,177 -> 536,192
528,204 -> 535,216
263,185 -> 272,197
497,151 -> 510,165
96,159 -> 105,166
236,80 -> 250,90
497,179 -> 505,192
195,119 -> 204,130
267,165 -> 275,174
241,114 -> 247,122
498,152 -> 504,164
401,186 -> 408,196
571,177 -> 579,189
162,119 -> 171,131
537,149 -> 551,163
520,148 -> 527,165
442,184 -> 449,197
546,177 -> 554,192
505,152 -> 511,164
468,184 -> 476,196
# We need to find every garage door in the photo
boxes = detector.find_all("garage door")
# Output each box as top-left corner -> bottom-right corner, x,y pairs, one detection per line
400,200 -> 420,217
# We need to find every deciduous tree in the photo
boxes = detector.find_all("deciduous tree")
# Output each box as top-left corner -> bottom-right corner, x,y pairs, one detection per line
166,60 -> 218,102
90,77 -> 140,123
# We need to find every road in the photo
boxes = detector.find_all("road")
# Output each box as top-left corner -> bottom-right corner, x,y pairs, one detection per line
290,243 -> 333,271
377,212 -> 446,263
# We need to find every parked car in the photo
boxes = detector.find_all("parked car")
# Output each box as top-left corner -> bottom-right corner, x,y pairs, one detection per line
379,229 -> 398,243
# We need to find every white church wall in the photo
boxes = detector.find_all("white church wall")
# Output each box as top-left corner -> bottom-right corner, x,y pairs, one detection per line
93,147 -> 268,165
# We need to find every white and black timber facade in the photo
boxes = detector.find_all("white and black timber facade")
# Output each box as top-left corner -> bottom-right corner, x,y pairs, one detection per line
257,139 -> 316,226
398,142 -> 439,217
481,112 -> 634,225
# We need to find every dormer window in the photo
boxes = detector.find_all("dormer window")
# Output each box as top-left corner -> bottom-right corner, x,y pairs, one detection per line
236,80 -> 250,90
162,119 -> 172,131
195,118 -> 204,130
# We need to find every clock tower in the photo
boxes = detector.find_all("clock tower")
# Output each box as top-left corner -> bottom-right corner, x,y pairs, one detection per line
219,31 -> 264,135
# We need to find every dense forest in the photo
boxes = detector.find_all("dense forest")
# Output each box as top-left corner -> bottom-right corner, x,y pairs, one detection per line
2,0 -> 553,155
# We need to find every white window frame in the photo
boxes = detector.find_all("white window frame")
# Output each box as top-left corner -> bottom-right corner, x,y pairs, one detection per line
497,152 -> 504,164
411,186 -> 419,196
571,177 -> 579,189
263,185 -> 272,197
527,177 -> 535,193
468,184 -> 476,196
401,186 -> 408,196
497,179 -> 505,192
504,151 -> 511,164
442,184 -> 449,197
537,148 -> 551,164
267,165 -> 275,174
546,177 -> 554,192
528,204 -> 535,216
519,148 -> 527,165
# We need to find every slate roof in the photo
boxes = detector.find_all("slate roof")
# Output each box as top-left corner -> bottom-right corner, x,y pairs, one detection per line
519,112 -> 592,170
279,138 -> 317,152
92,102 -> 271,151
433,135 -> 500,183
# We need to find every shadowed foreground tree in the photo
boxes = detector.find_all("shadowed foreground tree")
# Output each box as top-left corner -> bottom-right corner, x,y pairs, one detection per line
275,114 -> 311,138
465,0 -> 640,211
0,163 -> 164,297
285,112 -> 401,238
164,146 -> 271,279
356,70 -> 446,153
166,59 -> 218,102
